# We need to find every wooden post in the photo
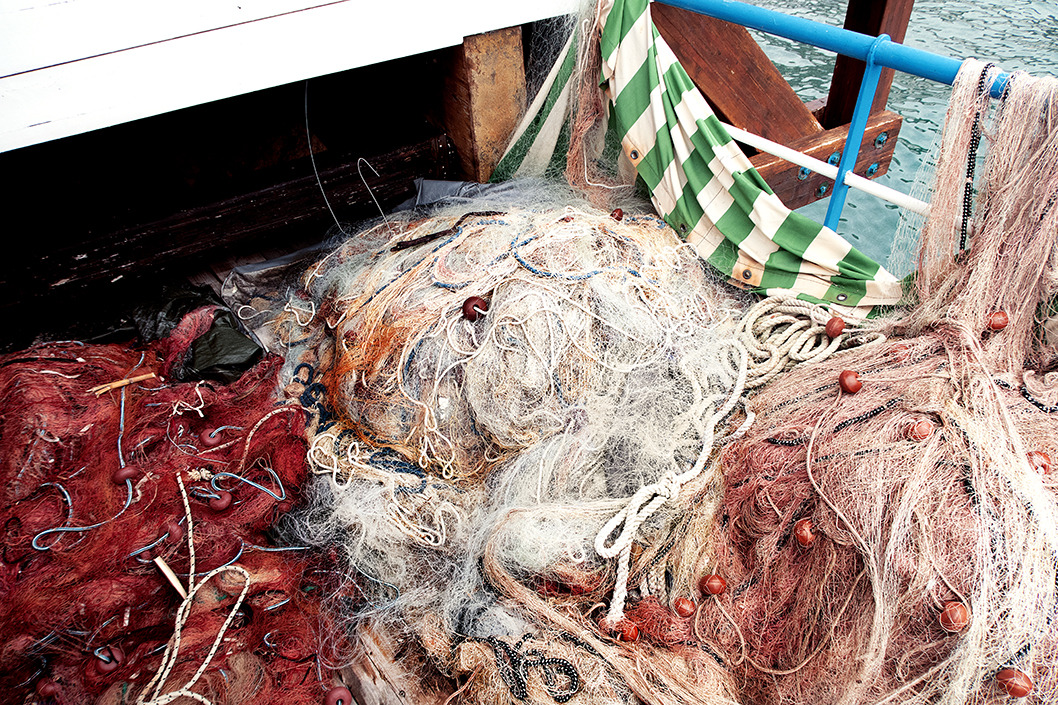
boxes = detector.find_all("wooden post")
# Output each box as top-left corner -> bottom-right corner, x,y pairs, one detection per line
343,623 -> 453,705
443,27 -> 527,183
653,3 -> 822,146
821,0 -> 916,129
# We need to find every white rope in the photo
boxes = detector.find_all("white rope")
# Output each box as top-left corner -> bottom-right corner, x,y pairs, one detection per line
722,122 -> 931,217
738,296 -> 886,389
283,299 -> 317,327
137,474 -> 253,705
595,340 -> 748,624
595,297 -> 883,624
171,384 -> 207,418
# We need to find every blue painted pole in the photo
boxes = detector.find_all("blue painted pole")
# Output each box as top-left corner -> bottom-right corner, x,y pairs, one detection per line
657,0 -> 1010,230
657,0 -> 1008,95
824,35 -> 887,230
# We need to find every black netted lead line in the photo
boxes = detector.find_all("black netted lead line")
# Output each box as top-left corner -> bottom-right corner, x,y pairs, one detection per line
483,636 -> 581,703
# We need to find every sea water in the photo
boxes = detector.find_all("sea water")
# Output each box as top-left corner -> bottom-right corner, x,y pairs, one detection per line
751,0 -> 1058,275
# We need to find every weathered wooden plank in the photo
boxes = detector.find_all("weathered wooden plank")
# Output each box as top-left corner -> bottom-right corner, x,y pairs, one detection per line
344,624 -> 454,705
19,135 -> 454,292
0,133 -> 456,350
822,0 -> 916,129
443,26 -> 527,182
653,2 -> 822,145
751,110 -> 903,211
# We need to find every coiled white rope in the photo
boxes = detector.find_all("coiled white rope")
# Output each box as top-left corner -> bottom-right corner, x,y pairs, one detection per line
137,474 -> 252,705
739,296 -> 886,389
595,297 -> 887,626
595,340 -> 747,625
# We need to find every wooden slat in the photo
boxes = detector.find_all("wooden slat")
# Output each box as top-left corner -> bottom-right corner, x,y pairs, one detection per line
0,0 -> 576,152
443,26 -> 528,182
822,0 -> 916,129
653,2 -> 822,146
344,624 -> 453,705
751,110 -> 903,210
9,135 -> 455,295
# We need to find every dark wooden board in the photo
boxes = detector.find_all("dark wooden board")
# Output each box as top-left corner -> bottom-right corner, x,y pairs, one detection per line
0,134 -> 455,350
751,110 -> 903,210
443,27 -> 527,182
653,2 -> 823,146
822,0 -> 916,128
16,135 -> 454,292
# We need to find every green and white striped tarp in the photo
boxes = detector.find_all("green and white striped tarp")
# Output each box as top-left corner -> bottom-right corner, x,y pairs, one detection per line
495,0 -> 902,313
491,31 -> 577,182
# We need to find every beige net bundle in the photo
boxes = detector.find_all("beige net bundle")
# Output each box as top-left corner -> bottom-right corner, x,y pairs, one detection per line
275,194 -> 762,703
909,62 -> 1058,373
277,200 -> 749,482
563,3 -> 642,212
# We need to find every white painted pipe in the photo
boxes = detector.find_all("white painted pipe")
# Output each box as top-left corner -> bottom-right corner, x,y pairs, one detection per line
722,122 -> 931,217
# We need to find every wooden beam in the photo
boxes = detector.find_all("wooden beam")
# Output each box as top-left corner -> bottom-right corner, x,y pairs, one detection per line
751,110 -> 902,210
821,0 -> 916,129
653,2 -> 822,146
8,135 -> 456,295
343,623 -> 453,705
443,26 -> 527,182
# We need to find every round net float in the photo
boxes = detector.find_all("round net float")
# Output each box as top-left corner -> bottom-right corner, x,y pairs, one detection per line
794,518 -> 817,547
996,668 -> 1034,698
1028,450 -> 1052,474
111,466 -> 140,485
610,208 -> 624,221
699,574 -> 727,596
93,645 -> 124,675
209,490 -> 233,512
938,601 -> 970,632
325,686 -> 354,705
889,342 -> 912,362
161,519 -> 184,545
825,317 -> 846,338
838,370 -> 862,394
462,296 -> 489,322
35,679 -> 60,698
905,418 -> 935,442
673,597 -> 696,618
617,622 -> 640,642
199,428 -> 224,448
987,310 -> 1009,331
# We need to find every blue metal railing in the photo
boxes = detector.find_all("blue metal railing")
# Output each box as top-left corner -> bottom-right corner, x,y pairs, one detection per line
657,0 -> 1010,231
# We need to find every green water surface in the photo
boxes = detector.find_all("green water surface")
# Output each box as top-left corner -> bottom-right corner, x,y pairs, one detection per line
750,0 -> 1058,273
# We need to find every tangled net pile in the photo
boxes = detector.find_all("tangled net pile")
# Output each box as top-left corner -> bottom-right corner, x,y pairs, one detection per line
0,306 -> 349,704
266,200 -> 751,703
247,184 -> 890,705
693,61 -> 1058,705
266,58 -> 1058,705
6,25 -> 1058,705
